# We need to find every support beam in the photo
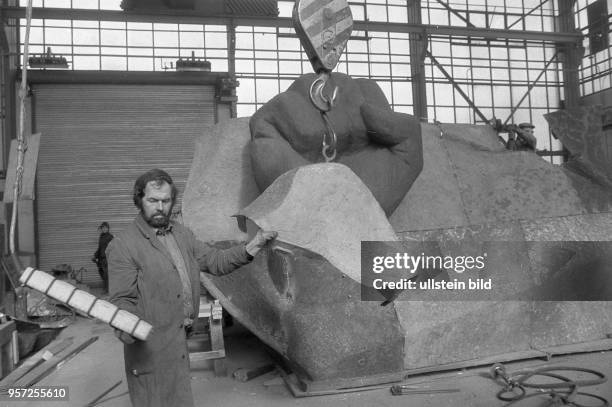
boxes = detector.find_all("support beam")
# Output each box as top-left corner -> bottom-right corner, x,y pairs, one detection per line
507,0 -> 551,30
0,6 -> 583,44
557,0 -> 582,108
426,50 -> 489,124
21,69 -> 228,85
0,24 -> 9,53
504,52 -> 558,125
226,18 -> 237,119
1,5 -> 18,176
435,0 -> 475,28
407,1 -> 427,121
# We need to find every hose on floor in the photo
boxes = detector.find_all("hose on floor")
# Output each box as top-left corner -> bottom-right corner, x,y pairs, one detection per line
490,362 -> 608,407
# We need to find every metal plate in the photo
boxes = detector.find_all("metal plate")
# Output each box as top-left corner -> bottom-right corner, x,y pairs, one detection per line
293,0 -> 353,73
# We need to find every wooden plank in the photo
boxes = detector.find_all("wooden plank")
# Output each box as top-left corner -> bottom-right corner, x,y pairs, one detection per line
540,338 -> 612,355
11,331 -> 18,367
281,372 -> 392,398
0,321 -> 16,379
13,336 -> 98,388
402,350 -> 549,379
84,380 -> 122,407
0,337 -> 73,387
189,350 -> 225,363
297,370 -> 406,394
3,133 -> 41,203
401,338 -> 612,380
188,298 -> 226,373
209,317 -> 226,376
1,343 -> 13,381
0,321 -> 16,349
233,364 -> 276,382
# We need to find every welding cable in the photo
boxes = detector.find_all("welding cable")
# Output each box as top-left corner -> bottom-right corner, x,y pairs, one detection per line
502,390 -> 608,407
492,364 -> 608,407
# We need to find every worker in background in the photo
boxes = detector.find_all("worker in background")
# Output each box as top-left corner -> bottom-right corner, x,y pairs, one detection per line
107,168 -> 276,407
507,122 -> 537,151
92,221 -> 113,294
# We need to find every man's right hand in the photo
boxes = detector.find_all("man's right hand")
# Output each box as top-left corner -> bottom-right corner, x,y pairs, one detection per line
114,328 -> 136,345
245,230 -> 278,257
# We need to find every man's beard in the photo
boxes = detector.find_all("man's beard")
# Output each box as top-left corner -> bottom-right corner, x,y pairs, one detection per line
145,210 -> 171,228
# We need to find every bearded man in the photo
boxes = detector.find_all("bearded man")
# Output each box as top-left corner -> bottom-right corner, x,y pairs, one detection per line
107,168 -> 276,407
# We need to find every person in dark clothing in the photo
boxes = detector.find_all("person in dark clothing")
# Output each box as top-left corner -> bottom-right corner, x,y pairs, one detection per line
107,169 -> 276,407
507,122 -> 537,151
92,221 -> 114,293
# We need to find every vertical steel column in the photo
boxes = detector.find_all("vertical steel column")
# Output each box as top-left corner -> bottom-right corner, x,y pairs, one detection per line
227,18 -> 237,118
1,2 -> 17,177
407,0 -> 427,120
558,0 -> 581,108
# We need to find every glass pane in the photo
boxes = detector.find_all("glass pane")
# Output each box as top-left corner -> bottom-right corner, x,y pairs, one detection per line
127,57 -> 154,71
101,56 -> 127,70
256,79 -> 279,104
73,55 -> 99,69
73,29 -> 99,45
127,31 -> 152,47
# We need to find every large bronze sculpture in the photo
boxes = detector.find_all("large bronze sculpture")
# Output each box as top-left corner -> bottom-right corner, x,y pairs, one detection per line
183,0 -> 612,393
183,88 -> 612,391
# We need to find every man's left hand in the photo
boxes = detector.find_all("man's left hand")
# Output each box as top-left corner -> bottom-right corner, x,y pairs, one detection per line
245,230 -> 278,257
114,328 -> 136,345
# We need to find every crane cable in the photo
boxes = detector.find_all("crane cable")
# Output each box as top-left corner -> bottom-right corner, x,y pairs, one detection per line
9,0 -> 33,259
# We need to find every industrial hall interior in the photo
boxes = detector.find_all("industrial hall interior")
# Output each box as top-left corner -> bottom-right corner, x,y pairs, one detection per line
0,0 -> 611,406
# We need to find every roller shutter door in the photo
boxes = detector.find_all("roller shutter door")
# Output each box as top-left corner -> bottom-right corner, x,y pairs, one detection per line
33,83 -> 215,286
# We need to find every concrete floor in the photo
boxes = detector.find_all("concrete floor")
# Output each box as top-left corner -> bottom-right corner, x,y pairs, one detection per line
3,314 -> 612,407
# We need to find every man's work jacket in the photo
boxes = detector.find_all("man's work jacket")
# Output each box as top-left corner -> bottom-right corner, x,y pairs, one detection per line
107,214 -> 251,407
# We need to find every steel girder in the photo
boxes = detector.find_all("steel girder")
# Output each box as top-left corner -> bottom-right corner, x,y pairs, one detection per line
1,6 -> 582,44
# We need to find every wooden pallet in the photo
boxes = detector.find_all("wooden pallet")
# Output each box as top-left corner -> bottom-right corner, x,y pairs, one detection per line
188,297 -> 226,376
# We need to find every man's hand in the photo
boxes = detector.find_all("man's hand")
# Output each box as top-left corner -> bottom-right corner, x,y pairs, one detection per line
245,230 -> 278,257
249,72 -> 423,216
114,328 -> 136,345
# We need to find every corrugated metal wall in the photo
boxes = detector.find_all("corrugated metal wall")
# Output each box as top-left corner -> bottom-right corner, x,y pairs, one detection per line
32,83 -> 216,286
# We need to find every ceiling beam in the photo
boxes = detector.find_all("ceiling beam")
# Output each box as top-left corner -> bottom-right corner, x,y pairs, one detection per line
0,6 -> 582,44
507,0 -> 551,30
435,0 -> 475,28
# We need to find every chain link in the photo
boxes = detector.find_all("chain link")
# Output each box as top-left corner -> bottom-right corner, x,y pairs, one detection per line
309,72 -> 339,162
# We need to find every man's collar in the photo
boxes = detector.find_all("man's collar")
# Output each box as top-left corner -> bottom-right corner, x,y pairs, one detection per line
135,213 -> 175,239
156,225 -> 173,236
